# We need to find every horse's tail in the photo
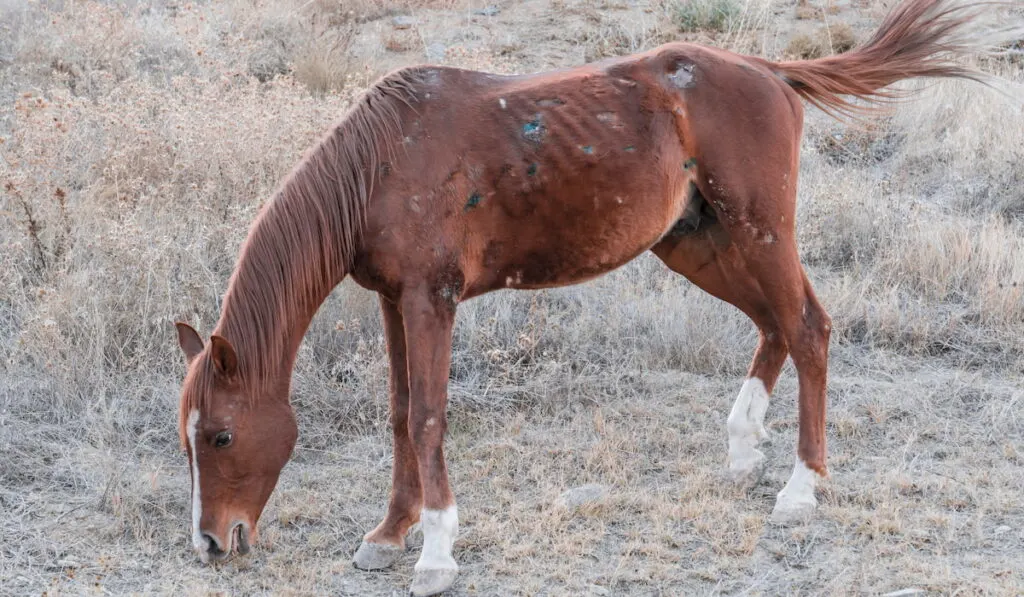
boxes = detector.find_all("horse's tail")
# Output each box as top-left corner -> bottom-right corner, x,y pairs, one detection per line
769,0 -> 1012,117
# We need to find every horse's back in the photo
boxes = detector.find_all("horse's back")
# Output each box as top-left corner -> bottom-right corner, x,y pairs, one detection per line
353,46 -> 800,301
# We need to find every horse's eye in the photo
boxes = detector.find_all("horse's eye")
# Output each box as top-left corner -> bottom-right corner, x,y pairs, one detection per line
214,431 -> 233,448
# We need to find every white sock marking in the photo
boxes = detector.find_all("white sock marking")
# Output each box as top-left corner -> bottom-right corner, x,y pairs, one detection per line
414,505 -> 459,572
727,378 -> 770,472
776,458 -> 820,511
186,409 -> 205,556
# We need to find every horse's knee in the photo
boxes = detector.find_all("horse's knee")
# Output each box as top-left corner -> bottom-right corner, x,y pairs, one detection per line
409,411 -> 447,449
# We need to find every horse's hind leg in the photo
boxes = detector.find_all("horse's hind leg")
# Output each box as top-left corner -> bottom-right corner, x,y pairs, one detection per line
743,239 -> 831,524
352,296 -> 424,571
651,231 -> 788,488
662,69 -> 829,522
694,194 -> 830,523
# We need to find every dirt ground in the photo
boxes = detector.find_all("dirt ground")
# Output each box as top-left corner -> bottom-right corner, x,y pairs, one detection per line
1,0 -> 1022,595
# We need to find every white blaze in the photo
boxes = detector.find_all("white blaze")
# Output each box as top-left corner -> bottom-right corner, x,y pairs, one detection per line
186,409 -> 205,554
415,505 -> 459,572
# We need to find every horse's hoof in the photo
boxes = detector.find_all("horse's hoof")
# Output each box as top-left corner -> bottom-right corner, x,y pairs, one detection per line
769,495 -> 816,526
409,568 -> 458,596
726,449 -> 766,489
352,540 -> 404,571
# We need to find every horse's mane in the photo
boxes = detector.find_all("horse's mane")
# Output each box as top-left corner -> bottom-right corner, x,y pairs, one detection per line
181,68 -> 424,422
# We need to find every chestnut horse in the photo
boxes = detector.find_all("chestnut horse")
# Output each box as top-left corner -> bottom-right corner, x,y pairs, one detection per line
174,1 -> 999,594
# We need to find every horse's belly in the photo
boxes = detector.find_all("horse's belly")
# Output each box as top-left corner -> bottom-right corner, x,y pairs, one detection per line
464,191 -> 677,296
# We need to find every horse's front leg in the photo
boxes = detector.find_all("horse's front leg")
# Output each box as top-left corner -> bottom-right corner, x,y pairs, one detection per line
353,296 -> 424,570
401,287 -> 459,597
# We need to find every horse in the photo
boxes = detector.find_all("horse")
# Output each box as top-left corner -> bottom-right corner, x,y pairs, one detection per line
173,1 -> 1003,594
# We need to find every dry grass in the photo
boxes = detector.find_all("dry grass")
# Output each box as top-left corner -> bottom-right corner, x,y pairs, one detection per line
794,0 -> 841,20
2,0 -> 1023,595
668,0 -> 743,32
785,21 -> 856,59
579,17 -> 677,61
785,31 -> 822,58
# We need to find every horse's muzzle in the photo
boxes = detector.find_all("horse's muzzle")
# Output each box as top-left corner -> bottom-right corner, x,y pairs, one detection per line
196,522 -> 251,564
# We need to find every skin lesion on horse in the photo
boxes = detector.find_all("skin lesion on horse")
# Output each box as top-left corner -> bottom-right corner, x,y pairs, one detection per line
173,1 -> 1004,595
668,62 -> 697,89
521,115 -> 546,144
463,191 -> 483,211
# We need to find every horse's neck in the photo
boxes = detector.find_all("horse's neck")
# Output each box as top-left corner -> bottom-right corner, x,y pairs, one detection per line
210,81 -> 403,390
213,179 -> 355,390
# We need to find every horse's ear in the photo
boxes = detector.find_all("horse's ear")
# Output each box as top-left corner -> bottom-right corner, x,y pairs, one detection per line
175,322 -> 204,364
209,335 -> 238,379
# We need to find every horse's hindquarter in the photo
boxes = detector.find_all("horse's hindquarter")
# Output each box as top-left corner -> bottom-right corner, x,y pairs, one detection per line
355,55 -> 707,300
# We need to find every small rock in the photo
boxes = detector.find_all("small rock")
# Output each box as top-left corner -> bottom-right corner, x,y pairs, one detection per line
587,585 -> 611,596
473,6 -> 500,16
882,590 -> 926,597
425,43 -> 447,62
392,15 -> 417,29
556,484 -> 609,510
994,525 -> 1012,536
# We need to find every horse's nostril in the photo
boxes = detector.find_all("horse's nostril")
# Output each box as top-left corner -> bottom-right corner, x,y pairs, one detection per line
202,532 -> 226,556
234,523 -> 251,555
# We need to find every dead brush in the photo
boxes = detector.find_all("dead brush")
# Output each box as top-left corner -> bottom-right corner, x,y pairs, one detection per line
810,118 -> 902,166
1,0 -> 1023,594
794,0 -> 841,20
579,17 -> 676,62
3,181 -> 49,277
785,22 -> 857,59
292,15 -> 359,96
1,96 -> 76,281
299,0 -> 463,25
668,0 -> 742,33
384,28 -> 420,53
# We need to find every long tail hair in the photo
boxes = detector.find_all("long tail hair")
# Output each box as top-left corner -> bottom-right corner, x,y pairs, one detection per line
768,0 -> 1018,116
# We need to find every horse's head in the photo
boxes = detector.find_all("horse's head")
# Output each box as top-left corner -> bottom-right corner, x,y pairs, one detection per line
174,322 -> 298,564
